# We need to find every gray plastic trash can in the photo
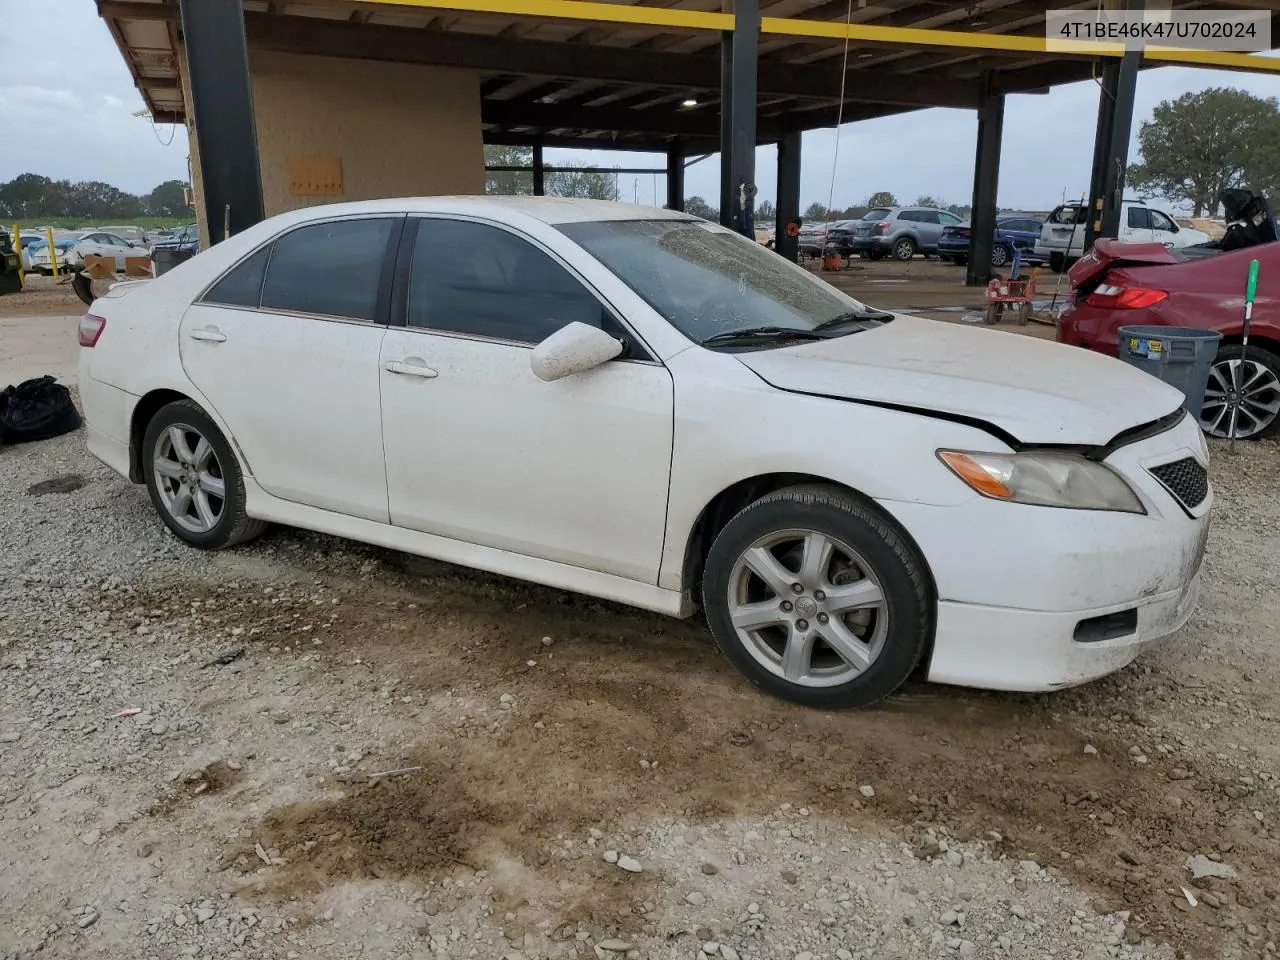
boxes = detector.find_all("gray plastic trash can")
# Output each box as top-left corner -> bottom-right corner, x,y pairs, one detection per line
152,247 -> 193,276
1117,325 -> 1222,422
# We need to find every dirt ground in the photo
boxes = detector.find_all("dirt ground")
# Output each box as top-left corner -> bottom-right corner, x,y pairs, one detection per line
2,264 -> 1278,960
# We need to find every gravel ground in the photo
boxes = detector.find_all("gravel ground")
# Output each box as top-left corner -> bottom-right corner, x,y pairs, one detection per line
2,404 -> 1278,960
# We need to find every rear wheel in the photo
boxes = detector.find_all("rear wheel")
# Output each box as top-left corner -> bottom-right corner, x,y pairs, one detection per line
892,237 -> 916,261
701,485 -> 932,709
1200,344 -> 1280,440
142,400 -> 267,549
1049,252 -> 1066,273
991,244 -> 1011,267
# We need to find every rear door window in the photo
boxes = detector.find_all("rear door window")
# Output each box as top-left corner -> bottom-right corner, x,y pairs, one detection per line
1128,207 -> 1153,230
203,246 -> 272,308
260,218 -> 397,321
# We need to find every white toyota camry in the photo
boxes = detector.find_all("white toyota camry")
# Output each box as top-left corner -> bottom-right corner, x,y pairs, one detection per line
77,198 -> 1210,708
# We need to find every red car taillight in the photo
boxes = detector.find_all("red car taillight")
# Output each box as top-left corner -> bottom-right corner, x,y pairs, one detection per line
875,221 -> 891,235
1084,283 -> 1168,310
79,314 -> 106,347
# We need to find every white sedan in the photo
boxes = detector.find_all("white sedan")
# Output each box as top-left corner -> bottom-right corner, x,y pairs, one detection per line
29,230 -> 150,273
77,198 -> 1210,708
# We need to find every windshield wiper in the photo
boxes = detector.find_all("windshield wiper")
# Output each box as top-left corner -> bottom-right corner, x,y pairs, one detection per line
700,326 -> 829,346
812,310 -> 893,333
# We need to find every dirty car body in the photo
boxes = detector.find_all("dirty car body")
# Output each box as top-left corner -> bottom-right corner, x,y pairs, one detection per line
78,197 -> 1210,708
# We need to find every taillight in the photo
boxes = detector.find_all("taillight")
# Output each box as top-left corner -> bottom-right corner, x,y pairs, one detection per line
79,313 -> 106,347
1084,284 -> 1168,310
875,221 -> 892,235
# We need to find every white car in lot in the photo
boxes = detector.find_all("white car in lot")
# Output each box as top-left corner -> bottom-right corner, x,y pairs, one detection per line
1035,200 -> 1210,271
78,198 -> 1210,708
29,230 -> 150,274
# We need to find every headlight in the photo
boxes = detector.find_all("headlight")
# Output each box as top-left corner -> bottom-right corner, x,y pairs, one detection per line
938,449 -> 1145,514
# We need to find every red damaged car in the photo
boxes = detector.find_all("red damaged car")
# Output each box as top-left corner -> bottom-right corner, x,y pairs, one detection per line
1058,190 -> 1280,439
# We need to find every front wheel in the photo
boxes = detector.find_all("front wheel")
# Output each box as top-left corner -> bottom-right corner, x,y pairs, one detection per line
1200,344 -> 1280,440
701,485 -> 933,709
142,400 -> 267,549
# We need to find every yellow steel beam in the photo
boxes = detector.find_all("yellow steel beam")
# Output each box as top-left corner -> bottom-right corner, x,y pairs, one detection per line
351,0 -> 1280,74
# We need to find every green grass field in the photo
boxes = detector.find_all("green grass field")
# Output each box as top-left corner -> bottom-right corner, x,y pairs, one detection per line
7,216 -> 190,232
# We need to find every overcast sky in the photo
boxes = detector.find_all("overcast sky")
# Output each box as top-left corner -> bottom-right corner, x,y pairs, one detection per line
4,0 -> 1280,214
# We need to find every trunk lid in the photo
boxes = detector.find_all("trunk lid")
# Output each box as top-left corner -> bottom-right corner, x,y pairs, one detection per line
734,315 -> 1184,445
1067,239 -> 1180,287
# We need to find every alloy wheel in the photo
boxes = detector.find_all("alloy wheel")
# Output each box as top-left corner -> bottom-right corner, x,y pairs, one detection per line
727,529 -> 887,688
991,245 -> 1009,266
152,423 -> 225,533
1201,357 -> 1280,438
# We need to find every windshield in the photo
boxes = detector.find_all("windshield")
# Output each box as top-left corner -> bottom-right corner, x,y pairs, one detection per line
862,208 -> 891,221
559,219 -> 876,343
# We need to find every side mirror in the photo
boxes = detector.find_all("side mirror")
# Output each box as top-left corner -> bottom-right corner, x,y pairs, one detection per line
530,321 -> 624,382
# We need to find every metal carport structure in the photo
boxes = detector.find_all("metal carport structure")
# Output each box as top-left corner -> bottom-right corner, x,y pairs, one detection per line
100,0 -> 1280,280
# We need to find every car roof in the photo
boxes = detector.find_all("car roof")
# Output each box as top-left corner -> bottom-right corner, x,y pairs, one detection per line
268,196 -> 697,227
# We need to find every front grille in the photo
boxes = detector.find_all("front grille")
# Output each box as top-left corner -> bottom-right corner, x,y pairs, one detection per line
1148,457 -> 1209,511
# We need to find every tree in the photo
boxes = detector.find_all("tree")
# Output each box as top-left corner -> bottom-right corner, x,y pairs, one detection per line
803,201 -> 830,220
483,144 -> 534,196
0,173 -> 60,218
546,162 -> 618,200
756,199 -> 776,221
915,195 -> 945,209
1128,88 -> 1280,216
866,190 -> 897,208
145,180 -> 190,217
684,195 -> 718,221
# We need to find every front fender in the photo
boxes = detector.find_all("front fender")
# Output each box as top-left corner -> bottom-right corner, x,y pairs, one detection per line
658,350 -> 1003,591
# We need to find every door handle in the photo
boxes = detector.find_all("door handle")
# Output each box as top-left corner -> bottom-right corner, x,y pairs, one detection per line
384,359 -> 438,379
188,328 -> 226,343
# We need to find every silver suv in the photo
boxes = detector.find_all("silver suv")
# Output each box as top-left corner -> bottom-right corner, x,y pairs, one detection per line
845,206 -> 964,260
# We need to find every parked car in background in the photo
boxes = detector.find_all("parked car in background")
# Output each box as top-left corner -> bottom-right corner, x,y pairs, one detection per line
938,215 -> 1045,267
798,221 -> 832,258
1058,189 -> 1279,439
80,197 -> 1209,709
99,225 -> 148,247
24,236 -> 81,273
28,231 -> 151,274
839,207 -> 964,260
1036,201 -> 1209,272
151,223 -> 200,255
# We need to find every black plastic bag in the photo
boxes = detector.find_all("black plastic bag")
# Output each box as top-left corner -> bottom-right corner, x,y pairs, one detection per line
0,376 -> 82,445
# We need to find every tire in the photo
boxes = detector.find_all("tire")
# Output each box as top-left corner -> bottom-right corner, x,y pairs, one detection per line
1049,252 -> 1066,273
868,249 -> 886,261
892,237 -> 916,261
991,244 -> 1010,267
142,399 -> 267,549
701,484 -> 933,709
1200,343 -> 1280,440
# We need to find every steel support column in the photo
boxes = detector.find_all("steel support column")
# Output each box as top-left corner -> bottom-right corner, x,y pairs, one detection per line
727,0 -> 759,237
776,130 -> 801,262
532,141 -> 546,196
1086,0 -> 1143,247
719,33 -> 733,226
966,85 -> 1005,286
666,139 -> 685,211
178,0 -> 263,243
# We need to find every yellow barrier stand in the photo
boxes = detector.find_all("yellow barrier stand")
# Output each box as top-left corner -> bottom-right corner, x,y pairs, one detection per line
11,223 -> 23,289
45,226 -> 60,279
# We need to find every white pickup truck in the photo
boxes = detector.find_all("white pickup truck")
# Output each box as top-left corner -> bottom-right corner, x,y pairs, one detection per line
1035,200 -> 1209,271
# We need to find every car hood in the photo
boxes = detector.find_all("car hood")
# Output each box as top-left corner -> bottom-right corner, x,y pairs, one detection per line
735,315 -> 1185,445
